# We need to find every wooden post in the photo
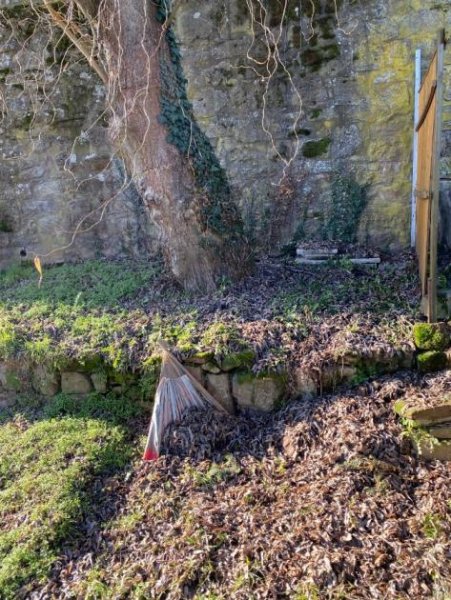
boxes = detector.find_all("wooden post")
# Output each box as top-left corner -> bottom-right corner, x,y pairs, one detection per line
429,30 -> 445,322
411,49 -> 421,248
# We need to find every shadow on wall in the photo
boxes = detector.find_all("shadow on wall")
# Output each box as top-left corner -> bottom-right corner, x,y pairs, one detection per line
440,184 -> 451,250
241,171 -> 368,253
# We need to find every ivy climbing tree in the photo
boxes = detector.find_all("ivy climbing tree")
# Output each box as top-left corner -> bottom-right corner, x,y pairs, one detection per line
23,0 -> 253,292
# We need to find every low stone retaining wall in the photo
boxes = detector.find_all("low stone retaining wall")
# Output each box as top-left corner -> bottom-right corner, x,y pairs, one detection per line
391,322 -> 451,461
394,400 -> 451,461
1,322 -> 450,417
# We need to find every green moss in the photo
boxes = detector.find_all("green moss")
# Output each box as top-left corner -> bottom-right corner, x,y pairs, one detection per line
393,399 -> 408,418
0,260 -> 158,371
186,350 -> 214,364
413,323 -> 450,351
200,322 -> 255,370
322,43 -> 340,59
156,2 -> 245,246
235,369 -> 256,385
318,19 -> 336,40
302,137 -> 331,158
202,361 -> 221,374
350,362 -> 379,385
21,113 -> 34,130
0,68 -> 11,84
140,354 -> 162,399
76,354 -> 105,372
161,320 -> 197,353
220,349 -> 256,372
0,219 -> 13,233
201,322 -> 239,350
300,41 -> 340,73
417,351 -> 447,373
310,108 -> 322,119
24,336 -> 54,365
0,392 -> 141,597
0,319 -> 17,359
0,6 -> 36,39
235,368 -> 286,385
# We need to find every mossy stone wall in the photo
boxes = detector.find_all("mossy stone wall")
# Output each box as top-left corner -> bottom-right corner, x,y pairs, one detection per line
173,0 -> 451,251
0,0 -> 450,266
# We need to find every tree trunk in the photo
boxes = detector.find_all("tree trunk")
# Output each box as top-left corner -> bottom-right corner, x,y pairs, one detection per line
95,0 -> 251,292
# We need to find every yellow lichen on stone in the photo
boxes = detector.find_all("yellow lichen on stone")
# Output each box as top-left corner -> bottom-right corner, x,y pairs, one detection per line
352,1 -> 449,247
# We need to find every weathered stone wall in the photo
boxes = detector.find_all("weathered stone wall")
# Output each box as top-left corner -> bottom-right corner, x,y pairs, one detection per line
174,0 -> 451,252
0,0 -> 450,268
0,1 -> 157,268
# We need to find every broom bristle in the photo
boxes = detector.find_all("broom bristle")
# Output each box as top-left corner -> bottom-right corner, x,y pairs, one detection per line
143,347 -> 230,462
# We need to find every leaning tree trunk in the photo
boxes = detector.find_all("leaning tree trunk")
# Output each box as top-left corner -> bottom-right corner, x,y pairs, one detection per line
94,0 -> 251,292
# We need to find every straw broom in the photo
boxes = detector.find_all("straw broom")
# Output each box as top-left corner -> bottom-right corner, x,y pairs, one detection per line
143,343 -> 232,461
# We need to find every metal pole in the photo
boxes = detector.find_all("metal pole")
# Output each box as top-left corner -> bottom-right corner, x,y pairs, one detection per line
411,48 -> 421,248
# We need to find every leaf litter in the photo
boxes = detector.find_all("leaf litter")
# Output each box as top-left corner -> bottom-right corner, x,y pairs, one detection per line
36,370 -> 451,600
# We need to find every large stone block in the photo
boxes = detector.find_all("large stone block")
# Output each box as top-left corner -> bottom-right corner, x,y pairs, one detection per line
320,364 -> 357,391
254,377 -> 286,412
232,372 -> 286,412
32,364 -> 60,397
0,360 -> 26,392
414,435 -> 451,462
185,365 -> 204,385
293,368 -> 317,399
205,373 -> 235,414
61,372 -> 93,395
201,362 -> 221,374
91,371 -> 108,394
394,399 -> 451,426
231,373 -> 254,409
428,424 -> 451,440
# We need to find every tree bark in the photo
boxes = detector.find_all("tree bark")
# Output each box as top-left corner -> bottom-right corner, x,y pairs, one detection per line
89,0 -> 252,292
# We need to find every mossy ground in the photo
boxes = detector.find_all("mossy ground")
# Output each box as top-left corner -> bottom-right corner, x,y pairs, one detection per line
0,254 -> 421,376
0,254 -> 422,380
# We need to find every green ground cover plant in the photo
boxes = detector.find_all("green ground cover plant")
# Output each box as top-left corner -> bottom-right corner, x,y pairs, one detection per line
0,392 -> 143,599
0,255 -> 421,379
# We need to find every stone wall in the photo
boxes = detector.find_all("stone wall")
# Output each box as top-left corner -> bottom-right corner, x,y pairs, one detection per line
0,1 -> 157,268
0,0 -> 450,268
1,320 -> 450,416
174,0 -> 451,252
